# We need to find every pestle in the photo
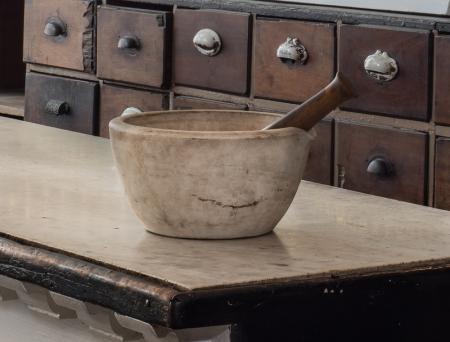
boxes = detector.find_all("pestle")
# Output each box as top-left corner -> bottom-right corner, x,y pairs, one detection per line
263,72 -> 355,131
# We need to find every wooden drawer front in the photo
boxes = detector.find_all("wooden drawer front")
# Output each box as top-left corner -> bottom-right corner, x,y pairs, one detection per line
100,84 -> 168,138
25,73 -> 98,135
435,138 -> 450,209
173,96 -> 247,110
0,1 -> 25,89
303,120 -> 333,185
23,0 -> 94,72
254,19 -> 335,102
173,9 -> 250,94
336,121 -> 427,204
434,36 -> 450,126
339,24 -> 430,120
97,6 -> 169,88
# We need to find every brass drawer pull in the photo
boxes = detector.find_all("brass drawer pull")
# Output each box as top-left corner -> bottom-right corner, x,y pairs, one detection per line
44,17 -> 67,37
193,28 -> 222,57
276,37 -> 308,65
117,36 -> 141,51
367,157 -> 392,177
364,50 -> 398,82
45,100 -> 70,116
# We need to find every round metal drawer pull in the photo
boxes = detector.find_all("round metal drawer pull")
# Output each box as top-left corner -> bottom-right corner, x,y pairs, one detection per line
193,28 -> 222,57
44,17 -> 67,37
117,36 -> 141,51
367,157 -> 391,177
276,37 -> 308,65
45,100 -> 70,116
364,50 -> 398,82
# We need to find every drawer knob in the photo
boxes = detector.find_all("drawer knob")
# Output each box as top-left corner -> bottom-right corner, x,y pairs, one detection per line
364,50 -> 398,82
45,100 -> 70,116
367,157 -> 391,177
44,17 -> 67,37
117,36 -> 141,51
276,37 -> 308,65
193,29 -> 222,57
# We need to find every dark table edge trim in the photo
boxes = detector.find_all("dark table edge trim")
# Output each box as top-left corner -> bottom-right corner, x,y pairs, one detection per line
110,0 -> 450,32
1,236 -> 449,329
0,236 -> 180,327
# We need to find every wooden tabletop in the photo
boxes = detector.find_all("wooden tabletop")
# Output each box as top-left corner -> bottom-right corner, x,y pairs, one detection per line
1,117 -> 450,328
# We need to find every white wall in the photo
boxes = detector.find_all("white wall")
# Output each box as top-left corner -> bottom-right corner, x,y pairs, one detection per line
274,0 -> 450,15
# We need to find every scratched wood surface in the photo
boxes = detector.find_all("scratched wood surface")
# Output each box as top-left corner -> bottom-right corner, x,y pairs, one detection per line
0,117 -> 450,291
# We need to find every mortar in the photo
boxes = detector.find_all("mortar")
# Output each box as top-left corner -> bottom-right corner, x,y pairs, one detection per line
109,110 -> 315,239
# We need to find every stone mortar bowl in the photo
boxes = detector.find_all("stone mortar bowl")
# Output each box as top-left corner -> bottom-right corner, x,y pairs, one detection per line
109,110 -> 315,239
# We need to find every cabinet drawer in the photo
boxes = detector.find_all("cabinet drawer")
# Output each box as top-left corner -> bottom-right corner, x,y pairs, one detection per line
97,6 -> 170,88
173,9 -> 251,94
434,36 -> 450,126
23,0 -> 95,72
254,18 -> 335,103
336,121 -> 427,204
25,73 -> 98,135
173,96 -> 247,110
100,84 -> 169,138
435,138 -> 450,210
303,120 -> 333,185
339,24 -> 430,120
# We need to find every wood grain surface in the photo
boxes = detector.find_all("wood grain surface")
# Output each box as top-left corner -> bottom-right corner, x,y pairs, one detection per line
0,117 -> 449,292
434,35 -> 450,126
339,24 -> 430,120
23,0 -> 95,72
336,120 -> 428,204
25,73 -> 98,135
435,138 -> 450,210
173,8 -> 250,94
254,18 -> 335,102
99,84 -> 168,138
97,6 -> 170,88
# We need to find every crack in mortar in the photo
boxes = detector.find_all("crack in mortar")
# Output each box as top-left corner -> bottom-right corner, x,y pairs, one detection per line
192,195 -> 260,209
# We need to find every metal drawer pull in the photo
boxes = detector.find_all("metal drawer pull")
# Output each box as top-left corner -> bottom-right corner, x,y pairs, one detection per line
193,29 -> 222,57
45,100 -> 70,116
367,157 -> 391,177
276,37 -> 308,65
117,36 -> 141,51
364,50 -> 398,82
44,17 -> 67,37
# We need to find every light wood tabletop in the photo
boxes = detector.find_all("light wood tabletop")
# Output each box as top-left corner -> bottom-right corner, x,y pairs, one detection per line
0,116 -> 449,328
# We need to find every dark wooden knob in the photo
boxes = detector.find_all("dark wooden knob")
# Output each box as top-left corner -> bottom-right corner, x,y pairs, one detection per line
367,158 -> 390,176
117,36 -> 140,50
44,18 -> 66,37
45,100 -> 70,116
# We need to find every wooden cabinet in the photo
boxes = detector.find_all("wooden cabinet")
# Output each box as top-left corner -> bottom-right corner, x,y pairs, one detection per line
173,9 -> 251,94
434,35 -> 450,126
25,73 -> 98,135
303,120 -> 333,185
100,84 -> 169,138
435,138 -> 450,209
173,96 -> 247,110
23,0 -> 95,72
97,6 -> 170,88
339,24 -> 430,120
254,18 -> 335,103
336,121 -> 428,204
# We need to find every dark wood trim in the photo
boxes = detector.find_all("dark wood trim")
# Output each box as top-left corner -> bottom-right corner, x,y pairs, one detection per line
109,0 -> 450,32
0,237 -> 179,327
1,236 -> 449,330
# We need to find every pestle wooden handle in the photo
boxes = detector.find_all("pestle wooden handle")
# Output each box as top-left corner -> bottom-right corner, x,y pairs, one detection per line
263,72 -> 355,131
